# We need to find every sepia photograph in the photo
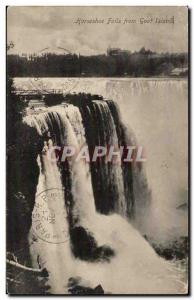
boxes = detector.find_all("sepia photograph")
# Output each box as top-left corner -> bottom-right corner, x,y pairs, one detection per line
6,6 -> 189,295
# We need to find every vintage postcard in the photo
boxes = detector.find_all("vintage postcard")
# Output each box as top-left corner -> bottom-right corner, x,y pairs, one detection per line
6,6 -> 189,295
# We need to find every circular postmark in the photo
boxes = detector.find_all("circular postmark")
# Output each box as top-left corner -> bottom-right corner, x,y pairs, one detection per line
29,46 -> 80,95
32,188 -> 70,244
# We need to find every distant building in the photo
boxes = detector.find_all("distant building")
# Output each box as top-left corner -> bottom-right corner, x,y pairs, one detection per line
170,67 -> 188,76
28,99 -> 45,109
107,47 -> 131,56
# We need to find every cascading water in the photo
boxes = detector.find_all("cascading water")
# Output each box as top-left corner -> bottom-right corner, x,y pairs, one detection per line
17,77 -> 188,243
23,97 -> 186,294
26,105 -> 97,292
75,100 -> 128,216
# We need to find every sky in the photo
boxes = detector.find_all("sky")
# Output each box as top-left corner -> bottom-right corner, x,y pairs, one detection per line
7,6 -> 188,55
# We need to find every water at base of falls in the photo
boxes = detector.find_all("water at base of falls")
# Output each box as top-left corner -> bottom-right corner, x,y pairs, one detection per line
25,102 -> 187,294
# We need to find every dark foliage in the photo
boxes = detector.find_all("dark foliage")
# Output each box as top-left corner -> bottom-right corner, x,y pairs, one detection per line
43,93 -> 64,106
7,266 -> 50,295
7,119 -> 42,259
6,76 -> 48,293
145,235 -> 188,261
70,226 -> 115,262
7,49 -> 188,77
68,277 -> 105,295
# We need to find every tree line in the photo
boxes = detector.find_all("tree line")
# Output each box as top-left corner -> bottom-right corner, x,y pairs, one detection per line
7,47 -> 188,77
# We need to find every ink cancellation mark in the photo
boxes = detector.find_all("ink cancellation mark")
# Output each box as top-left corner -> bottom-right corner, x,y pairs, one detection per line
32,188 -> 70,244
29,46 -> 80,95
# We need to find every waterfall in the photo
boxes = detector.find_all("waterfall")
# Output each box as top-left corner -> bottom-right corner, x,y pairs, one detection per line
24,99 -> 186,294
26,104 -> 99,292
77,100 -> 128,216
25,101 -> 140,221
